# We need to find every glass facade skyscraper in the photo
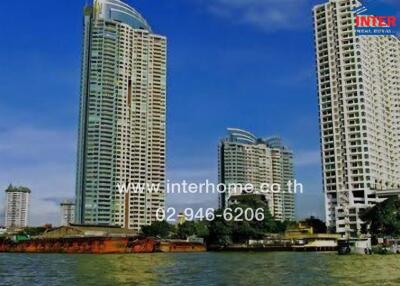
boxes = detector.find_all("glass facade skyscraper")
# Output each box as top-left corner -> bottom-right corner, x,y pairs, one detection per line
75,0 -> 166,232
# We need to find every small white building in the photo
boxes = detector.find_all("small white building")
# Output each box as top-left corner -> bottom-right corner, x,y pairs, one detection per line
60,200 -> 75,226
5,185 -> 31,228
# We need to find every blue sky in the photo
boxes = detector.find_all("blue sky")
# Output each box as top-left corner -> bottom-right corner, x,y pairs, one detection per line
0,0 -> 329,225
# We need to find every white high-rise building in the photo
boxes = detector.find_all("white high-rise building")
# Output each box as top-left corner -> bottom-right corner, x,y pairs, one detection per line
76,0 -> 167,232
218,128 -> 295,221
5,185 -> 31,228
313,0 -> 400,235
60,200 -> 75,226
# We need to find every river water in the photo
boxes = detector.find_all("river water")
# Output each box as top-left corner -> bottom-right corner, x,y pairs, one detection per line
1,252 -> 399,285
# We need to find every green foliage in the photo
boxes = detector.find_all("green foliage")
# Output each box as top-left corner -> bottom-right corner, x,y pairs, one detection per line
372,245 -> 389,255
275,221 -> 292,233
19,227 -> 48,237
361,197 -> 400,237
303,216 -> 327,233
207,196 -> 284,245
175,220 -> 210,239
194,221 -> 209,238
142,220 -> 209,240
207,210 -> 233,246
140,196 -> 297,246
176,221 -> 196,239
141,221 -> 174,238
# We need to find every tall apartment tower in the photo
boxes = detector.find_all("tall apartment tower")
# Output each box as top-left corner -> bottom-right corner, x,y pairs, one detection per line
4,185 -> 31,228
218,128 -> 295,221
267,137 -> 296,222
60,200 -> 76,226
76,0 -> 167,232
313,0 -> 400,235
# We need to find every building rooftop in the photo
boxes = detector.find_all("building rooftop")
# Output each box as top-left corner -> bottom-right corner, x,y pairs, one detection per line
226,128 -> 257,144
5,184 -> 31,194
94,0 -> 152,31
60,199 -> 75,206
224,128 -> 292,152
40,224 -> 137,239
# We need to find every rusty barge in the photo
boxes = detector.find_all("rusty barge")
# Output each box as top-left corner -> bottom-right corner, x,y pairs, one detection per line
0,225 -> 206,254
0,237 -> 206,254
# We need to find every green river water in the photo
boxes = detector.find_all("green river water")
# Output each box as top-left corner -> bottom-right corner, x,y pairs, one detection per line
1,252 -> 399,285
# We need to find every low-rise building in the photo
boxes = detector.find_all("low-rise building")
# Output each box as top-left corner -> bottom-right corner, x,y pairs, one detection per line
40,224 -> 137,239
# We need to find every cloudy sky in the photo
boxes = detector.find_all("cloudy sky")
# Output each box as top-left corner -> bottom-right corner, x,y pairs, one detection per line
0,0 -> 355,226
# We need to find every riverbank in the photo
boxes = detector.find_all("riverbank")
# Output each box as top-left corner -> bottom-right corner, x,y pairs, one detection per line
209,245 -> 337,252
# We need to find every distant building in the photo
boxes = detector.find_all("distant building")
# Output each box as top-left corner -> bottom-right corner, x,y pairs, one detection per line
60,200 -> 75,226
267,137 -> 296,222
218,128 -> 295,221
5,185 -> 31,228
177,212 -> 186,225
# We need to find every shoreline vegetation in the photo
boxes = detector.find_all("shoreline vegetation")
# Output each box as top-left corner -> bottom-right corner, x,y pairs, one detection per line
2,197 -> 400,254
141,196 -> 328,247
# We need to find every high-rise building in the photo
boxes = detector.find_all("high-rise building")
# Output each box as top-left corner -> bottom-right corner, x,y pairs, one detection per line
60,200 -> 76,226
267,137 -> 296,222
76,0 -> 167,232
4,185 -> 31,228
218,128 -> 295,221
313,0 -> 400,235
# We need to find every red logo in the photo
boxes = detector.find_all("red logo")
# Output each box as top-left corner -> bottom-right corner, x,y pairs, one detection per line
355,16 -> 397,27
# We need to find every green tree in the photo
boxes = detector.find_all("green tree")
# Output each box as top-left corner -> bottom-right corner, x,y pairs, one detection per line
275,221 -> 291,233
194,221 -> 209,238
207,210 -> 233,246
207,196 -> 279,245
303,216 -> 327,233
141,221 -> 174,238
176,221 -> 197,239
361,197 -> 400,238
19,227 -> 49,237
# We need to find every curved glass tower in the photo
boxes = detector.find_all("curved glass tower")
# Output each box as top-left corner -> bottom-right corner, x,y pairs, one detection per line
227,128 -> 257,144
218,129 -> 295,222
96,0 -> 151,31
76,0 -> 167,231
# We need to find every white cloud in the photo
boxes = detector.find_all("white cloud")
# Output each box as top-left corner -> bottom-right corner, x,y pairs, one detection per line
197,0 -> 312,32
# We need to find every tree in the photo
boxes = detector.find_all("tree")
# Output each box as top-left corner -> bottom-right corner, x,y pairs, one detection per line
274,220 -> 292,233
207,196 -> 279,245
141,221 -> 174,238
303,216 -> 327,233
194,221 -> 209,238
19,226 -> 51,237
207,210 -> 233,246
360,197 -> 400,238
176,221 -> 197,239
